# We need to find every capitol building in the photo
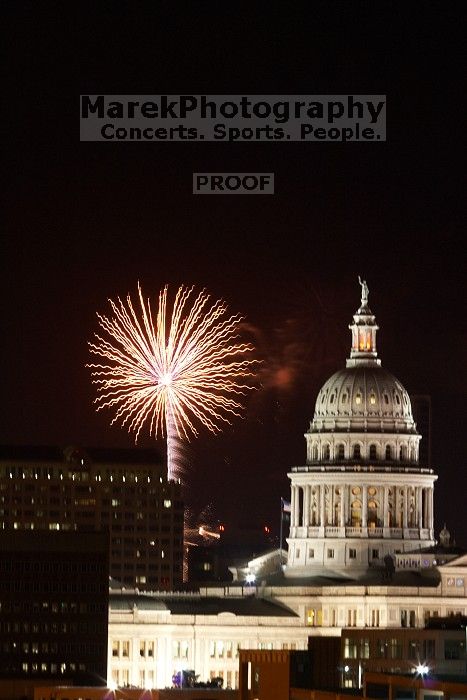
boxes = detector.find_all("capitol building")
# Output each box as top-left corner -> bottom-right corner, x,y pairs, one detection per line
107,281 -> 466,690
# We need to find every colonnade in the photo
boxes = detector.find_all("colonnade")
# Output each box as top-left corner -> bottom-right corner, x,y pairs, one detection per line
289,482 -> 434,532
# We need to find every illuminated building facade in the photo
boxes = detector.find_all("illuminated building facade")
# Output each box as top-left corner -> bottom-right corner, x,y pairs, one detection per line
107,555 -> 467,689
0,446 -> 184,591
286,281 -> 437,577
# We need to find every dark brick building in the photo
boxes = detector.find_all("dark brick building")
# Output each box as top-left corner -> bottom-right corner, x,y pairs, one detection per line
0,530 -> 108,687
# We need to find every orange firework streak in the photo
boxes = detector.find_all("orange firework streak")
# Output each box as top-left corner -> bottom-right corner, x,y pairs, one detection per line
87,284 -> 257,480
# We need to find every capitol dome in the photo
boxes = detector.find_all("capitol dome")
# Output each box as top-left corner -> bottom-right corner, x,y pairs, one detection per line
306,278 -> 420,463
286,278 -> 437,580
312,365 -> 417,433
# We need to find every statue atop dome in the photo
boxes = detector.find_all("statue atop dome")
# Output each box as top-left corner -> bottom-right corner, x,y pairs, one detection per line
358,275 -> 369,307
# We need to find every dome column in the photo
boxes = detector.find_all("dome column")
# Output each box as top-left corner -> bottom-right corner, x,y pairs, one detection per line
383,486 -> 390,532
428,487 -> 434,533
319,485 -> 325,529
362,485 -> 368,531
403,486 -> 408,529
294,485 -> 300,528
416,486 -> 423,528
303,484 -> 310,529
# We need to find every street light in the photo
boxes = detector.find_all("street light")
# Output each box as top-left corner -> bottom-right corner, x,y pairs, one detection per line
415,664 -> 429,676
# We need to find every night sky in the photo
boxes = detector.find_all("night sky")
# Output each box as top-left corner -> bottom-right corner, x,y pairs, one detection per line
2,4 -> 466,543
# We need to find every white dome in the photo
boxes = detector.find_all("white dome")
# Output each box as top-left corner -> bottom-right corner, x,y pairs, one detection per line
312,365 -> 417,434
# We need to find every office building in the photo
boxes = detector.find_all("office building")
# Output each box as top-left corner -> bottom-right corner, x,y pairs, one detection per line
0,446 -> 184,591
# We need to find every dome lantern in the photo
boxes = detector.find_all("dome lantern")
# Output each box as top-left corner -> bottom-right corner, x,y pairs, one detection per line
347,276 -> 380,368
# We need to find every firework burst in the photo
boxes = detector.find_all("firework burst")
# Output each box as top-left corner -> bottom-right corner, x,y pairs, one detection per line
87,284 -> 257,479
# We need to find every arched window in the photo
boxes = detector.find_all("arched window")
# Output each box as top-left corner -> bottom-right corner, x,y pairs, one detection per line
399,445 -> 407,461
323,444 -> 330,460
369,444 -> 377,460
353,444 -> 361,459
351,499 -> 362,527
337,443 -> 345,459
385,445 -> 392,460
367,499 -> 379,527
312,444 -> 318,461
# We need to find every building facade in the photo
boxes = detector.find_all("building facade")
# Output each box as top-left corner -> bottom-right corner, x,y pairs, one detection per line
286,281 -> 436,577
107,554 -> 467,690
0,446 -> 184,590
340,621 -> 467,688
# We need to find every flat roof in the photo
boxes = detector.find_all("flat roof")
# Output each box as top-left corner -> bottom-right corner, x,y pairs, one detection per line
110,592 -> 298,617
0,445 -> 162,464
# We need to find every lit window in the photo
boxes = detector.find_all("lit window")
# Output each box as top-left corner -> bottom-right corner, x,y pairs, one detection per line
164,499 -> 172,508
344,638 -> 358,659
370,394 -> 376,405
355,393 -> 362,405
359,638 -> 370,658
